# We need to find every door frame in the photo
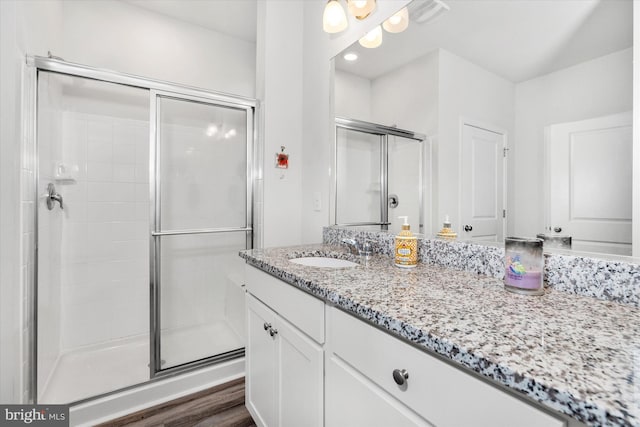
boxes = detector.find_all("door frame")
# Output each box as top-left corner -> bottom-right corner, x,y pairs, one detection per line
458,117 -> 508,241
26,55 -> 258,403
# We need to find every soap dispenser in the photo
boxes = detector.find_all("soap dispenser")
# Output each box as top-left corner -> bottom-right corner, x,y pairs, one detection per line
436,215 -> 457,239
395,216 -> 418,268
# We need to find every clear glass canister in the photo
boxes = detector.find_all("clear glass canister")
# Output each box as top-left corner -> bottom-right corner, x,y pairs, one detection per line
536,233 -> 572,249
504,237 -> 544,296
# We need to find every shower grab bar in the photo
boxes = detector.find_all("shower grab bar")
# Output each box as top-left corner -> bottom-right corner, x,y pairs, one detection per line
152,227 -> 252,237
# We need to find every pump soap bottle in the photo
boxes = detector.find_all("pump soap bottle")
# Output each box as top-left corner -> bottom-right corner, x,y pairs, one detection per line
395,216 -> 418,268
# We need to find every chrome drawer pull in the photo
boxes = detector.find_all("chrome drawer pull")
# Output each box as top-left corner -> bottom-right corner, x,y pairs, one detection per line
393,368 -> 409,386
269,327 -> 278,337
263,322 -> 271,331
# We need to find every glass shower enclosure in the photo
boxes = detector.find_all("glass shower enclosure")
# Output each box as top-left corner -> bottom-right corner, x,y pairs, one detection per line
30,57 -> 255,404
333,117 -> 426,234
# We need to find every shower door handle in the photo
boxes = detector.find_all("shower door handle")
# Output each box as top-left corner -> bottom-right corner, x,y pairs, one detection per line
46,183 -> 64,210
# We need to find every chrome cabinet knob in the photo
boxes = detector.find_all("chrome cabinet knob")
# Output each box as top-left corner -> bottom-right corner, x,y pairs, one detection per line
392,368 -> 409,386
553,227 -> 562,233
263,322 -> 271,331
269,327 -> 278,337
463,225 -> 473,232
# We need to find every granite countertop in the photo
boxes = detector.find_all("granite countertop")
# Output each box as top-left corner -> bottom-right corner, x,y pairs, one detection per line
240,244 -> 640,427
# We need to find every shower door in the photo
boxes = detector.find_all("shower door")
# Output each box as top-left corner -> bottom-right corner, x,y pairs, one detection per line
335,127 -> 384,226
333,118 -> 425,233
151,92 -> 252,374
31,56 -> 256,404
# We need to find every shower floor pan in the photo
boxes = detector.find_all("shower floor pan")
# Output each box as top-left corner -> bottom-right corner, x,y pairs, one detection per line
39,320 -> 244,404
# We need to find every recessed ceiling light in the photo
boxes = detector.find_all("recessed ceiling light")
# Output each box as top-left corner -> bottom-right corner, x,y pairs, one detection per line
343,52 -> 358,61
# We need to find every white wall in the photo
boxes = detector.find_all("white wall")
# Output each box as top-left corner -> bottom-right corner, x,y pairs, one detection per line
0,0 -> 23,404
437,49 -> 515,235
257,1 -> 304,247
1,0 -> 64,404
334,70 -> 371,121
514,48 -> 633,237
60,0 -> 256,98
371,51 -> 439,135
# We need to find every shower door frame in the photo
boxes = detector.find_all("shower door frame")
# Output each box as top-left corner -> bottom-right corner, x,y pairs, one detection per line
149,90 -> 254,378
26,55 -> 258,404
332,117 -> 426,232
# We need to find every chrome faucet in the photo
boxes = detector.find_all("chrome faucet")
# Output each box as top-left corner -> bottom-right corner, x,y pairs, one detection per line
341,238 -> 373,260
341,238 -> 360,255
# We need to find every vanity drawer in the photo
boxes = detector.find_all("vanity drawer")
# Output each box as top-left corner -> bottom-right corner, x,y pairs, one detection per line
327,307 -> 565,427
245,265 -> 325,343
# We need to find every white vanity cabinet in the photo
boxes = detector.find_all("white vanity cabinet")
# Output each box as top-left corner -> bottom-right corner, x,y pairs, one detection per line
245,266 -> 324,427
245,264 -> 569,427
326,307 -> 566,427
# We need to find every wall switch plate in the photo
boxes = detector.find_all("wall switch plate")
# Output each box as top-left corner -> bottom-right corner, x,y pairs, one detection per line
313,192 -> 322,211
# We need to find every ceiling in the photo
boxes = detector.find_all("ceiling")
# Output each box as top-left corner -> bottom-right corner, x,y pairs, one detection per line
335,0 -> 633,83
122,0 -> 257,43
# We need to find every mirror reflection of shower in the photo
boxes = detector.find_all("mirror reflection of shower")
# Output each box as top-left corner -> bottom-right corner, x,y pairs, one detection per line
332,117 -> 429,235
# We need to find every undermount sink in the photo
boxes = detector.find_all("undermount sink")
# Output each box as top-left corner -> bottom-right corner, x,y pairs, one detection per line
289,257 -> 358,268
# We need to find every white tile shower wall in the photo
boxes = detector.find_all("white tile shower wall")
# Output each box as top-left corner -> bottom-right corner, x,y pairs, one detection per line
59,112 -> 149,351
35,74 -> 64,399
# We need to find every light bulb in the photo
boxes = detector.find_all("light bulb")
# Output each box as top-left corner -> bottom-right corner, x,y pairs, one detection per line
358,25 -> 382,48
383,7 -> 409,33
347,0 -> 376,20
323,0 -> 348,33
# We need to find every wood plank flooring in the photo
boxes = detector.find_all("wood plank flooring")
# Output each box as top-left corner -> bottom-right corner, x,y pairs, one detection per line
98,377 -> 256,427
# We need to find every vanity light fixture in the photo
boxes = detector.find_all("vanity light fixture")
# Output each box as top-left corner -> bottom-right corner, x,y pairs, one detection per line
358,25 -> 382,48
323,0 -> 349,33
347,0 -> 376,20
343,52 -> 358,61
382,7 -> 409,33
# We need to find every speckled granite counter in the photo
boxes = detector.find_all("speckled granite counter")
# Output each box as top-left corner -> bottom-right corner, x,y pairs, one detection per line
240,244 -> 640,427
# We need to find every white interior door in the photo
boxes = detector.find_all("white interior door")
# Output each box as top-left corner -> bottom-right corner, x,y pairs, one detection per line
460,123 -> 505,242
546,112 -> 632,255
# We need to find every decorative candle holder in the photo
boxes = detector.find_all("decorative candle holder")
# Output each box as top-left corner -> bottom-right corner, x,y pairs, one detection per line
504,237 -> 544,296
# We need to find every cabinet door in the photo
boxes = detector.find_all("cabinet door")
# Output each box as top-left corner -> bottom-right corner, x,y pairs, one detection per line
275,314 -> 324,427
326,354 -> 433,427
246,295 -> 277,427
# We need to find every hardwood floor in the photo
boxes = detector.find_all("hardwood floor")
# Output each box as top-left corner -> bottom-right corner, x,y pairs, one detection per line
98,377 -> 256,427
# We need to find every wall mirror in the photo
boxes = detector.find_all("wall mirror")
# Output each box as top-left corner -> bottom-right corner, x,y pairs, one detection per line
331,0 -> 633,257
